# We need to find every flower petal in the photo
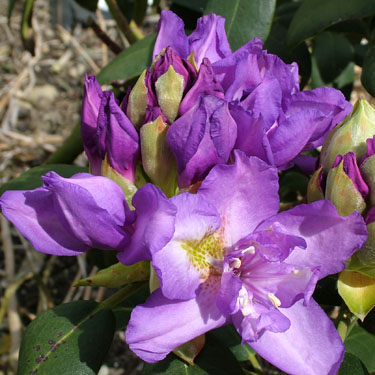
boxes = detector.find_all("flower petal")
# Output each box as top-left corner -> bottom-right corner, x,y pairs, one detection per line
257,200 -> 368,280
118,184 -> 177,265
152,192 -> 221,300
126,278 -> 228,363
188,14 -> 231,67
0,172 -> 132,255
198,151 -> 280,246
249,299 -> 345,375
153,10 -> 189,59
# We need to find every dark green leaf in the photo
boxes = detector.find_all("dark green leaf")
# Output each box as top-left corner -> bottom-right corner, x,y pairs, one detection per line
112,285 -> 149,330
97,34 -> 156,84
264,22 -> 311,89
143,333 -> 243,375
173,0 -> 207,13
361,43 -> 375,96
287,0 -> 375,47
17,301 -> 115,375
345,325 -> 375,372
314,32 -> 354,83
338,353 -> 369,375
204,0 -> 276,50
210,325 -> 255,361
75,0 -> 98,12
0,164 -> 88,196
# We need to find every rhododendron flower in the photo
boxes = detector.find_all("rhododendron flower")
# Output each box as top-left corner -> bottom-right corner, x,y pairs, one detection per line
126,151 -> 367,375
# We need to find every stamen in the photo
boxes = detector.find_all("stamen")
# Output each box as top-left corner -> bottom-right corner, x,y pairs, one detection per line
268,293 -> 281,308
243,245 -> 255,254
293,269 -> 300,276
229,257 -> 242,270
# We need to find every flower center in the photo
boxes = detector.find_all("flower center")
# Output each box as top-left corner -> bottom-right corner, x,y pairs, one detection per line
180,229 -> 225,278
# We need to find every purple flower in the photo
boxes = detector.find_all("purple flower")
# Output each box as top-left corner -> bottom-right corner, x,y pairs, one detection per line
82,75 -> 139,182
153,10 -> 231,68
166,95 -> 237,188
212,39 -> 352,170
126,151 -> 367,374
0,172 -> 135,255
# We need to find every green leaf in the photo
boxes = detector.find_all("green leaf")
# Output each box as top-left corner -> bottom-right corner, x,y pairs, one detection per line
361,43 -> 375,96
287,0 -> 375,47
345,325 -> 375,372
209,325 -> 255,362
75,0 -> 98,12
17,300 -> 115,375
338,353 -> 370,375
112,284 -> 149,330
173,0 -> 207,13
314,32 -> 354,83
97,34 -> 156,84
264,22 -> 311,88
204,0 -> 276,50
0,164 -> 88,196
143,333 -> 243,375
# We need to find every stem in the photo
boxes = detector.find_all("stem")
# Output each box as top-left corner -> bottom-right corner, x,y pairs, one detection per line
105,0 -> 144,44
95,282 -> 146,312
345,315 -> 358,339
248,352 -> 263,374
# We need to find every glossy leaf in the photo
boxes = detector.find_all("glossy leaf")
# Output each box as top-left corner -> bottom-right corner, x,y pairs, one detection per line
361,43 -> 375,96
143,333 -> 243,375
17,300 -> 115,375
338,353 -> 369,375
314,32 -> 354,83
112,284 -> 149,330
204,0 -> 276,50
210,325 -> 255,361
287,0 -> 375,47
0,164 -> 88,196
173,0 -> 207,13
97,34 -> 156,84
345,325 -> 375,372
74,261 -> 150,288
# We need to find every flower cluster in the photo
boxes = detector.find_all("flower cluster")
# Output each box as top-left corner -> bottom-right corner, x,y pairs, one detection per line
0,10 -> 370,375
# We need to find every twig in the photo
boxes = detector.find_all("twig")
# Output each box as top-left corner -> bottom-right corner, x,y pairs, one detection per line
89,17 -> 122,55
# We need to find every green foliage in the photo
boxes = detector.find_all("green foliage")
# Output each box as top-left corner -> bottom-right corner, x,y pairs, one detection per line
0,164 -> 88,196
361,43 -> 375,96
143,333 -> 244,375
287,0 -> 375,46
338,353 -> 370,375
205,0 -> 276,50
17,301 -> 115,375
97,34 -> 156,84
314,32 -> 354,83
345,326 -> 375,372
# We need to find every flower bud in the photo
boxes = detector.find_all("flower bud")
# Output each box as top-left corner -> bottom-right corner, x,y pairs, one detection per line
325,153 -> 368,216
126,69 -> 154,129
338,269 -> 375,321
306,167 -> 324,203
321,100 -> 375,172
360,136 -> 375,206
140,115 -> 178,197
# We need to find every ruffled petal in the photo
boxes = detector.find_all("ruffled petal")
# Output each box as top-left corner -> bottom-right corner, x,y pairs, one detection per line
0,172 -> 131,254
257,200 -> 368,280
126,278 -> 228,363
188,14 -> 231,67
153,10 -> 189,59
152,192 -> 221,300
118,184 -> 177,265
198,151 -> 280,246
249,299 -> 345,375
